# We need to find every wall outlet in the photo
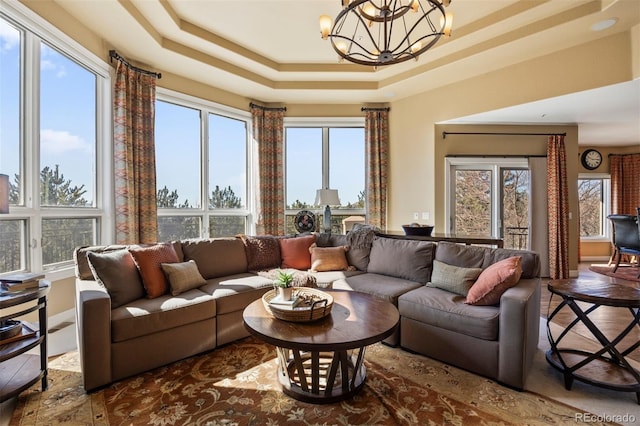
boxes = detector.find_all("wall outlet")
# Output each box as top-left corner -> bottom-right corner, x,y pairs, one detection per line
413,212 -> 419,220
422,212 -> 430,220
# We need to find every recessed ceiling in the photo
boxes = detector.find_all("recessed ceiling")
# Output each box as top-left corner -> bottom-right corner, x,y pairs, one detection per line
51,0 -> 640,146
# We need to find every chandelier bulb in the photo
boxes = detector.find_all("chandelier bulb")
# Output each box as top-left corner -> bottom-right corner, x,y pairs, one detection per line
442,12 -> 453,36
319,15 -> 332,40
410,0 -> 419,13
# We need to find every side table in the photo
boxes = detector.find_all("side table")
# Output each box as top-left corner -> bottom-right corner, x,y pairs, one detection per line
546,280 -> 640,404
0,282 -> 49,402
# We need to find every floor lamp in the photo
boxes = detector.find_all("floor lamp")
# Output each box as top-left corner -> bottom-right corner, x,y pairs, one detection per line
315,189 -> 340,233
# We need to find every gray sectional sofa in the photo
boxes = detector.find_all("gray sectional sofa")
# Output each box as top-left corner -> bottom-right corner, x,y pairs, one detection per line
74,233 -> 540,392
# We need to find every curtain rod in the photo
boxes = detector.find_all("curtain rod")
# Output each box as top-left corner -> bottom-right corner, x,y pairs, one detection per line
442,131 -> 566,139
361,107 -> 390,111
608,152 -> 640,157
109,50 -> 161,79
249,102 -> 287,112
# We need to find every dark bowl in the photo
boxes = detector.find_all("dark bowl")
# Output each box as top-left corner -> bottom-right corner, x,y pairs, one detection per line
402,224 -> 434,236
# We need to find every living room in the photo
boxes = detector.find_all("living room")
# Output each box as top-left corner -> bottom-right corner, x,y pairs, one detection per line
1,0 -> 639,424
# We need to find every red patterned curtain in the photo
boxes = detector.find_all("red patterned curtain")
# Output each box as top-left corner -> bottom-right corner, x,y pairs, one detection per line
251,103 -> 285,235
546,135 -> 570,279
610,153 -> 640,215
364,108 -> 389,230
113,61 -> 158,244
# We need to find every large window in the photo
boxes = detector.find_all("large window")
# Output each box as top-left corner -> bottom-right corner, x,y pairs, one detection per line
285,120 -> 365,234
578,175 -> 611,239
0,5 -> 110,276
155,91 -> 250,241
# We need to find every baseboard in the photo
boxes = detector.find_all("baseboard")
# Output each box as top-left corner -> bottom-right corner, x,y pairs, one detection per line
48,308 -> 75,330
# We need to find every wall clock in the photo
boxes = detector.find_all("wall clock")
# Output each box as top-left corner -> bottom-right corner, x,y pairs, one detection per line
581,149 -> 602,170
294,210 -> 316,233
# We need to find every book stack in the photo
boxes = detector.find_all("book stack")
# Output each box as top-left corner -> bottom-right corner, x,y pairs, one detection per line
269,294 -> 302,310
0,272 -> 45,293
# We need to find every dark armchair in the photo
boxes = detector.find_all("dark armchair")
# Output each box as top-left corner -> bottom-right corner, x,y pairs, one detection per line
607,214 -> 640,278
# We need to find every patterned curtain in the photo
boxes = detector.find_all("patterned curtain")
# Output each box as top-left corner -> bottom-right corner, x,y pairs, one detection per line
546,135 -> 570,279
113,61 -> 158,244
364,108 -> 389,230
610,153 -> 640,214
251,103 -> 285,235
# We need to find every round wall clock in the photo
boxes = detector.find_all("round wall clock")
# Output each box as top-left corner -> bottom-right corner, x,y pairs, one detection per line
294,210 -> 316,233
581,149 -> 602,170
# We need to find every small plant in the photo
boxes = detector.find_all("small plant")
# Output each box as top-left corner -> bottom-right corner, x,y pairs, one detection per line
273,270 -> 294,288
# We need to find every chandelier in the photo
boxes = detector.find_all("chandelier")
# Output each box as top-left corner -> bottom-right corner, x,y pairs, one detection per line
319,0 -> 453,67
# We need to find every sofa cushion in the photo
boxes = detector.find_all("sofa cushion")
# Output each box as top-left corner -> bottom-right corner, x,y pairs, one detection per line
87,250 -> 145,308
309,243 -> 350,272
182,238 -> 248,279
427,259 -> 483,296
332,273 -> 423,305
279,234 -> 316,269
240,234 -> 281,271
129,243 -> 180,299
198,273 -> 274,315
110,289 -> 216,342
487,248 -> 539,279
309,269 -> 365,288
161,260 -> 207,296
435,241 -> 486,269
466,256 -> 523,306
399,286 -> 500,341
315,233 -> 370,271
367,237 -> 434,283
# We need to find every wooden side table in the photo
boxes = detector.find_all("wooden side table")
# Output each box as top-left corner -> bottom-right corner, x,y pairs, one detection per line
546,280 -> 640,404
0,282 -> 49,402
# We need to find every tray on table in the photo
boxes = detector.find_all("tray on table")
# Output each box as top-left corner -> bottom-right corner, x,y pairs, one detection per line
262,287 -> 333,322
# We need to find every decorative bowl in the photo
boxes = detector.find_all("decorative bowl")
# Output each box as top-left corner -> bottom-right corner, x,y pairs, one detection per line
402,224 -> 434,236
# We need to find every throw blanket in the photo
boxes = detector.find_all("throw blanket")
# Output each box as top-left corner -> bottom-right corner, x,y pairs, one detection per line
257,268 -> 317,288
347,223 -> 380,249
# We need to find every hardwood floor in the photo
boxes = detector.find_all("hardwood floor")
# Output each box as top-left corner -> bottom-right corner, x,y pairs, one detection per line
541,263 -> 640,363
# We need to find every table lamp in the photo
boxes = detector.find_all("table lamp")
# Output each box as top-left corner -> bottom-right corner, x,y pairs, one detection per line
0,174 -> 9,214
315,189 -> 340,233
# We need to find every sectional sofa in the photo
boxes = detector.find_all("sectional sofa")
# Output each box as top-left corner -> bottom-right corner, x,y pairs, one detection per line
74,232 -> 540,392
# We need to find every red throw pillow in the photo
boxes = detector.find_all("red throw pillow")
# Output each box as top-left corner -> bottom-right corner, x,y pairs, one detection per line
465,256 -> 523,306
129,243 -> 180,298
279,235 -> 316,270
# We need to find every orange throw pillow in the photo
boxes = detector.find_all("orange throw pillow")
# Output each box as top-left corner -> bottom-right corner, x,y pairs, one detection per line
129,243 -> 180,298
279,235 -> 316,270
465,256 -> 523,306
309,243 -> 349,272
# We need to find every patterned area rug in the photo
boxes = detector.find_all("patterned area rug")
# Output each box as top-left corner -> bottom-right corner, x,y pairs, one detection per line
588,265 -> 640,283
10,337 -> 616,426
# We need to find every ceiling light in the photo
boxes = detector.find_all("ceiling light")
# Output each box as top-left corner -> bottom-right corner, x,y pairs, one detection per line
319,0 -> 454,67
591,18 -> 618,32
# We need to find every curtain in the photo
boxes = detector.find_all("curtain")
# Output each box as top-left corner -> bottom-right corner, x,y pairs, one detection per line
610,153 -> 640,215
364,108 -> 389,230
251,104 -> 285,235
528,157 -> 550,277
546,135 -> 570,279
113,60 -> 158,244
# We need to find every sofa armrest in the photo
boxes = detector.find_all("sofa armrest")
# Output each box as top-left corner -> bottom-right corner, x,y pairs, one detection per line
497,277 -> 541,389
75,279 -> 112,391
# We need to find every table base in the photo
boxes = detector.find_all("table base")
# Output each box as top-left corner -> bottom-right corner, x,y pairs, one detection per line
275,347 -> 367,404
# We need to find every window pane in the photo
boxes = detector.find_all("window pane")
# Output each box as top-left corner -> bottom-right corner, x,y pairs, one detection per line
454,170 -> 491,235
0,219 -> 26,273
158,216 -> 201,241
41,218 -> 96,266
329,128 -> 365,209
0,18 -> 22,206
209,114 -> 246,209
286,128 -> 322,209
502,169 -> 530,250
209,216 -> 245,237
156,101 -> 201,208
578,179 -> 604,237
40,43 -> 95,207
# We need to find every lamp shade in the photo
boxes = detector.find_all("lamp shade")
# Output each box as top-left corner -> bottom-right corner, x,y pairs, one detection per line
315,189 -> 340,206
0,174 -> 9,214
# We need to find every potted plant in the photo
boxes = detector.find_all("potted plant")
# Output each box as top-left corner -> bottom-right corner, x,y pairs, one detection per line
273,270 -> 294,300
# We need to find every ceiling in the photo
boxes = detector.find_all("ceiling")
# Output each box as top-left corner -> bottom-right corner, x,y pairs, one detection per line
51,0 -> 640,146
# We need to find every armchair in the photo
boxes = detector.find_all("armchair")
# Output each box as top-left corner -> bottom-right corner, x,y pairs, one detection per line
607,214 -> 640,278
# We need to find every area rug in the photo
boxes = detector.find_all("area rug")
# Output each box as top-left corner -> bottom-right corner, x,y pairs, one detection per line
588,265 -> 640,282
9,337 -> 617,426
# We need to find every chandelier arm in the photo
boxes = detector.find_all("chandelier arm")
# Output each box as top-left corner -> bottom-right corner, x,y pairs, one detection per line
329,34 -> 380,59
389,4 -> 443,54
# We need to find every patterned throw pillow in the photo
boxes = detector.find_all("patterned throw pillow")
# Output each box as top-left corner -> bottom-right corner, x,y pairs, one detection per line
161,260 -> 207,296
87,250 -> 145,308
309,243 -> 350,272
240,235 -> 281,271
129,243 -> 180,298
466,256 -> 523,306
279,234 -> 316,270
426,259 -> 483,296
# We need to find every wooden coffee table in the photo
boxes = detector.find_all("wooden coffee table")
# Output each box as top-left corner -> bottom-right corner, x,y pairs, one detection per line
243,289 -> 399,403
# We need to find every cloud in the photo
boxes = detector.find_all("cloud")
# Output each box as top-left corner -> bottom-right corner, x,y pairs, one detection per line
41,129 -> 92,154
0,19 -> 20,52
40,44 -> 67,78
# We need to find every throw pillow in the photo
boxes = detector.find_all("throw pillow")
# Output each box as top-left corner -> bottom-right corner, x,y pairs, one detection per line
466,256 -> 523,306
240,234 -> 281,271
279,234 -> 316,270
309,243 -> 349,272
129,243 -> 180,298
426,259 -> 483,296
87,250 -> 145,308
161,260 -> 207,296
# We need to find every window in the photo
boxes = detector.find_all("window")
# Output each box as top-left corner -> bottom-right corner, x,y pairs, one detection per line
446,158 -> 530,250
284,119 -> 365,234
0,5 -> 110,276
155,90 -> 250,241
578,175 -> 611,239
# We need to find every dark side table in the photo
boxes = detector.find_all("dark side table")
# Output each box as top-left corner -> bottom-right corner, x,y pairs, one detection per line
546,280 -> 640,404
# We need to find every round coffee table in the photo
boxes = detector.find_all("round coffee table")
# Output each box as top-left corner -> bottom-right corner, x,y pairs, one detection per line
243,289 -> 399,404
